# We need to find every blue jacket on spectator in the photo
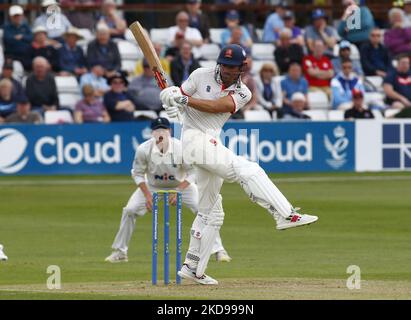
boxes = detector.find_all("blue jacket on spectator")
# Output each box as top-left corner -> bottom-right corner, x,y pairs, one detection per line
3,22 -> 33,60
331,72 -> 364,109
360,42 -> 391,76
58,44 -> 86,74
86,40 -> 121,72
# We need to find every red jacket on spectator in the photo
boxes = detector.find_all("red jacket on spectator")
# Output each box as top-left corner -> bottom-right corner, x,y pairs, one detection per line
302,54 -> 333,87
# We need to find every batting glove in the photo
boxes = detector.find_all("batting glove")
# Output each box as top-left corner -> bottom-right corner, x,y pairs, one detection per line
160,86 -> 180,106
162,104 -> 180,119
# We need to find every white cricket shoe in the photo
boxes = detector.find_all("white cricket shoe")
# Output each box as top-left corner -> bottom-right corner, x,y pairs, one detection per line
215,250 -> 232,262
0,244 -> 8,261
276,209 -> 318,230
177,264 -> 219,285
105,250 -> 128,263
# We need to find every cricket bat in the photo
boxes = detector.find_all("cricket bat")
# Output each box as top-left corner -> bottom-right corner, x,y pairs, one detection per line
129,21 -> 182,122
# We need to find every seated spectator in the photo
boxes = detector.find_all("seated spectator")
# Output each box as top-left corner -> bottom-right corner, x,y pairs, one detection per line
275,28 -> 304,75
338,0 -> 375,48
186,0 -> 210,43
25,57 -> 59,112
33,0 -> 72,43
384,8 -> 411,57
332,40 -> 363,76
74,84 -> 110,123
129,59 -> 167,113
58,27 -> 87,77
170,41 -> 201,87
135,43 -> 170,76
167,11 -> 203,58
79,63 -> 110,97
103,72 -> 136,122
331,58 -> 365,110
227,25 -> 252,50
221,10 -> 252,49
5,96 -> 42,124
86,24 -> 121,77
360,28 -> 391,77
255,62 -> 280,112
165,31 -> 186,61
3,5 -> 32,65
0,59 -> 25,101
282,92 -> 311,120
275,10 -> 304,47
96,0 -> 127,39
303,40 -> 334,97
305,9 -> 339,57
281,62 -> 309,112
344,88 -> 374,119
28,26 -> 60,72
0,79 -> 17,121
383,54 -> 411,109
60,0 -> 102,30
405,0 -> 411,26
262,1 -> 286,43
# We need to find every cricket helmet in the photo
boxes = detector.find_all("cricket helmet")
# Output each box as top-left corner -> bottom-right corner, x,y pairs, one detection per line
217,44 -> 247,67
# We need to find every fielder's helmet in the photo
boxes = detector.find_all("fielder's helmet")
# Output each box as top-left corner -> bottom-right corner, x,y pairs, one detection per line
217,44 -> 247,67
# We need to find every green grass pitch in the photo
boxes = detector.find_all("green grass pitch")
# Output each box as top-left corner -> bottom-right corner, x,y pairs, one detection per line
0,172 -> 410,299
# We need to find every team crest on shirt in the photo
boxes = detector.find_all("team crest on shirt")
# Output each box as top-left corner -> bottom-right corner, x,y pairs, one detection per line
209,138 -> 217,146
206,85 -> 211,92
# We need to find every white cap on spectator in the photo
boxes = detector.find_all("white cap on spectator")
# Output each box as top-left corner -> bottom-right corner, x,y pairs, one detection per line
96,23 -> 110,33
291,92 -> 306,102
33,25 -> 48,34
42,0 -> 58,7
9,5 -> 24,16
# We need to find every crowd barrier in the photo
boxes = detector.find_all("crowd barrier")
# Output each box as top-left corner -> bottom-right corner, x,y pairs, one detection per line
0,120 -> 410,176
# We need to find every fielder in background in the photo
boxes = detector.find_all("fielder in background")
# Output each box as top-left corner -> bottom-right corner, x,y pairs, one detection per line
160,44 -> 319,285
0,244 -> 7,261
105,117 -> 231,263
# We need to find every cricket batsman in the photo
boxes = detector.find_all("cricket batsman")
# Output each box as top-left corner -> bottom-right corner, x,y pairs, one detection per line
105,117 -> 231,263
160,44 -> 319,285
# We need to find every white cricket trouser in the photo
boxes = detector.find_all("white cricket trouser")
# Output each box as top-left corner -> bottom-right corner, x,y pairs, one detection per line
111,183 -> 225,254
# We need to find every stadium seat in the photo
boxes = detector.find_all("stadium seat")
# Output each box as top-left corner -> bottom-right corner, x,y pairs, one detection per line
134,110 -> 158,120
244,109 -> 272,121
199,60 -> 216,68
255,29 -> 264,42
150,28 -> 169,45
117,40 -> 143,60
328,110 -> 345,120
125,28 -> 136,43
55,76 -> 80,94
384,109 -> 401,118
209,28 -> 224,45
77,28 -> 94,42
307,91 -> 329,110
44,110 -> 74,124
273,75 -> 285,107
303,110 -> 328,120
12,60 -> 24,81
251,43 -> 275,60
371,109 -> 384,119
199,43 -> 220,60
58,93 -> 81,110
364,92 -> 385,107
121,59 -> 137,74
365,76 -> 383,91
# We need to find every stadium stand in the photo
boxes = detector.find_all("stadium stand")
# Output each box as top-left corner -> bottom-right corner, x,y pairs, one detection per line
243,109 -> 272,122
44,110 -> 74,124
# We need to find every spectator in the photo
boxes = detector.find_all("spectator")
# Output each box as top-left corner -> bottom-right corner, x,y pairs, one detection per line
384,8 -> 411,57
383,54 -> 411,109
129,59 -> 166,113
74,84 -> 110,123
360,28 -> 391,77
305,9 -> 339,57
86,23 -> 121,76
25,57 -> 59,112
135,43 -> 170,76
262,1 -> 287,43
170,41 -> 201,87
255,62 -> 280,112
404,0 -> 411,26
281,62 -> 309,113
103,72 -> 136,122
275,10 -> 304,47
221,10 -> 253,49
274,28 -> 304,75
338,0 -> 375,49
0,60 -> 25,101
240,55 -> 259,112
0,79 -> 17,121
186,0 -> 210,43
61,0 -> 103,30
97,0 -> 127,39
79,63 -> 110,97
226,25 -> 252,50
331,58 -> 364,110
165,31 -> 186,61
33,0 -> 72,43
3,5 -> 32,65
332,40 -> 364,76
28,26 -> 60,72
167,11 -> 203,58
5,96 -> 42,124
344,88 -> 374,119
282,92 -> 311,120
58,27 -> 87,77
303,40 -> 334,97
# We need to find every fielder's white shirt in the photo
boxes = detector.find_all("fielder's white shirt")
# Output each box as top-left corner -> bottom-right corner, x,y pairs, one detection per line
132,137 -> 195,188
180,67 -> 252,135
